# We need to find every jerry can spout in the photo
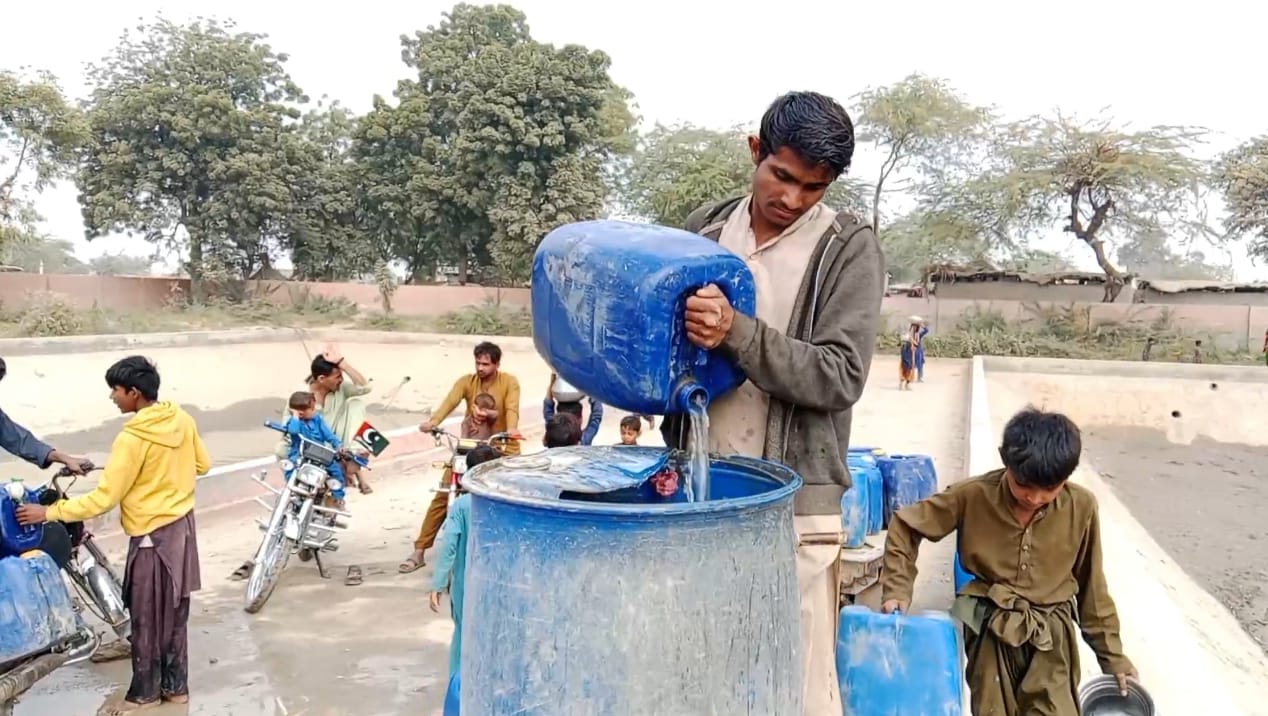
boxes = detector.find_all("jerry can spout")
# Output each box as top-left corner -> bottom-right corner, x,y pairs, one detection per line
674,381 -> 709,414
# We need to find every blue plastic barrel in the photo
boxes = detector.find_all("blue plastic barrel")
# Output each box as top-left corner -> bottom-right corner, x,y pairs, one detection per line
840,467 -> 868,548
0,553 -> 82,669
460,446 -> 802,715
443,670 -> 460,716
1,486 -> 45,558
846,456 -> 885,535
531,220 -> 757,415
878,454 -> 938,526
836,605 -> 964,715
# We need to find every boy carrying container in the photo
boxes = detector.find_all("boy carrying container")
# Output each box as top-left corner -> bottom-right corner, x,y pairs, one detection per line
880,407 -> 1138,715
429,443 -> 504,675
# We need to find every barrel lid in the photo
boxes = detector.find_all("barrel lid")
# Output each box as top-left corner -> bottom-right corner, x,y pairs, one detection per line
463,446 -> 670,501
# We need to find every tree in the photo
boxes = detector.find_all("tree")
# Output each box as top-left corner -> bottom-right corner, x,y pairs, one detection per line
878,208 -> 991,282
76,18 -> 308,297
88,252 -> 153,276
0,234 -> 87,273
947,114 -> 1212,301
1116,228 -> 1231,281
852,74 -> 993,236
1216,136 -> 1268,259
0,70 -> 86,249
283,102 -> 381,281
998,248 -> 1078,275
357,4 -> 635,283
619,123 -> 867,228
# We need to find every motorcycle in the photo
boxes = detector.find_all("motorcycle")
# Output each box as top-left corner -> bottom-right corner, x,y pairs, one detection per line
244,420 -> 369,614
428,428 -> 521,507
35,465 -> 131,652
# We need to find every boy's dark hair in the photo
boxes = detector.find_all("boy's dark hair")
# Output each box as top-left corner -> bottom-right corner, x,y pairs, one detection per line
474,392 -> 496,409
758,91 -> 855,178
289,391 -> 316,410
998,407 -> 1082,489
465,444 -> 503,471
556,401 -> 583,420
0,356 -> 6,383
544,413 -> 581,448
474,341 -> 502,364
310,355 -> 339,379
105,356 -> 160,401
619,415 -> 641,432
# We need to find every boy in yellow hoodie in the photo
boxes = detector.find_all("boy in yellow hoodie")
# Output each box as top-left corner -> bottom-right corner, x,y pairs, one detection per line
18,355 -> 210,713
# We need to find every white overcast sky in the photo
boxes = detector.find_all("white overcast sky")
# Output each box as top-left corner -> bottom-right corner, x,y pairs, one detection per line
3,0 -> 1265,278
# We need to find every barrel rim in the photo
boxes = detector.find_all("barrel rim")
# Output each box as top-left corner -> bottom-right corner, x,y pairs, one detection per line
464,453 -> 803,515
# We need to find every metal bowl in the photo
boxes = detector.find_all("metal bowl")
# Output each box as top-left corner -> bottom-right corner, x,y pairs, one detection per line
1079,675 -> 1154,716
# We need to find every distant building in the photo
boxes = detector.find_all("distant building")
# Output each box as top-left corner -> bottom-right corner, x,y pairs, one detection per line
1133,279 -> 1268,306
925,264 -> 1133,303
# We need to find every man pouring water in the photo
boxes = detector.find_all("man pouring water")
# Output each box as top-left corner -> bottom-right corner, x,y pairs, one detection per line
662,91 -> 885,712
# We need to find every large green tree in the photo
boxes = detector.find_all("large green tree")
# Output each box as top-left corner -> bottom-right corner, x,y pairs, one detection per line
1216,136 -> 1268,259
852,74 -> 993,236
1116,228 -> 1231,281
88,251 -> 153,276
0,234 -> 87,273
357,4 -> 635,283
283,102 -> 381,281
0,70 -> 86,249
619,123 -> 867,228
941,114 -> 1212,301
75,18 -> 308,296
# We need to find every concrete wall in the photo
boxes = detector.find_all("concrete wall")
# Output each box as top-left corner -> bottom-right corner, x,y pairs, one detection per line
936,281 -> 1124,303
1136,288 -> 1268,307
5,274 -> 1268,349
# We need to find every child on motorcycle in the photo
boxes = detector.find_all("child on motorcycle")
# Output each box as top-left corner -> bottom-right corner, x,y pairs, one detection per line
461,393 -> 498,441
429,443 -> 503,676
285,391 -> 349,509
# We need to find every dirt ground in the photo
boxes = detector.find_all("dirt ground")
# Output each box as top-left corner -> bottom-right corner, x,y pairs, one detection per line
1083,425 -> 1268,654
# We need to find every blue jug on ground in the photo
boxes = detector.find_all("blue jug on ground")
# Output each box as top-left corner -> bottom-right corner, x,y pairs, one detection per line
531,220 -> 757,415
878,453 -> 938,527
1,480 -> 44,558
837,605 -> 965,715
846,455 -> 885,535
840,465 -> 869,548
0,552 -> 82,669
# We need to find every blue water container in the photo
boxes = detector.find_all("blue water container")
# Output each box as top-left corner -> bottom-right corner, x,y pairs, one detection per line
0,486 -> 44,558
837,605 -> 964,715
878,454 -> 938,527
846,456 -> 885,535
443,670 -> 460,716
461,446 -> 802,715
847,446 -> 886,466
0,552 -> 82,669
531,220 -> 758,415
840,467 -> 868,548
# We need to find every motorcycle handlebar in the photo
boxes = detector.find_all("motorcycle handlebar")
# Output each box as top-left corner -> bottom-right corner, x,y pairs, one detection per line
265,420 -> 371,468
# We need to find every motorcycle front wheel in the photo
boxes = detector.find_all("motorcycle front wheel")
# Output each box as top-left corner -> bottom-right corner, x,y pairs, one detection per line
243,520 -> 293,614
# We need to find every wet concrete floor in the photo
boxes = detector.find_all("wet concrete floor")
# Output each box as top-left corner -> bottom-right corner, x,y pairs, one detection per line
14,462 -> 454,716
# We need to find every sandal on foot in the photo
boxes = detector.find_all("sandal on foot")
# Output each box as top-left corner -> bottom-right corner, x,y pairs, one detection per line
345,565 -> 363,586
229,561 -> 252,581
398,555 -> 424,574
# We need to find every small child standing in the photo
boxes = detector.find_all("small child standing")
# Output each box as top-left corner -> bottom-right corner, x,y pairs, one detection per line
284,391 -> 348,509
618,415 -> 642,446
542,413 -> 583,449
429,443 -> 503,676
461,393 -> 498,441
881,407 -> 1137,715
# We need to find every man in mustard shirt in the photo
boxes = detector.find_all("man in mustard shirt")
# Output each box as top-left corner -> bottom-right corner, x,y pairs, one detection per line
18,356 -> 210,713
398,341 -> 520,574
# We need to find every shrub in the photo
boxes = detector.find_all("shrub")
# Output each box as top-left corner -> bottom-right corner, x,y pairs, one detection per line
16,292 -> 87,337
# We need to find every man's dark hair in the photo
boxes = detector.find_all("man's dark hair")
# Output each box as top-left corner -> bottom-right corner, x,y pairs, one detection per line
465,444 -> 503,471
758,91 -> 855,178
105,356 -> 160,401
289,391 -> 316,410
311,355 -> 339,379
619,415 -> 642,432
998,407 -> 1082,489
544,413 -> 581,448
556,401 -> 583,420
474,341 -> 502,364
0,356 -> 6,383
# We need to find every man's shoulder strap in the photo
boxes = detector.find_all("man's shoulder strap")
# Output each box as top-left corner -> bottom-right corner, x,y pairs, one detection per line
826,210 -> 872,244
684,197 -> 745,237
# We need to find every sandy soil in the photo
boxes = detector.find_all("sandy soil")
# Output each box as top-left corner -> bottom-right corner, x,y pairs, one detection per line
1084,425 -> 1268,653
